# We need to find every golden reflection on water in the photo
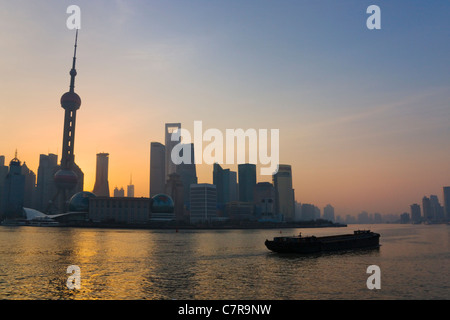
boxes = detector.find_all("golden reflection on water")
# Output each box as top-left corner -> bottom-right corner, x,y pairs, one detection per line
0,224 -> 448,299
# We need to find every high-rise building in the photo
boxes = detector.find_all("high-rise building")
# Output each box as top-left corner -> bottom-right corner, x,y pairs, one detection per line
229,171 -> 238,202
410,203 -> 421,223
127,175 -> 135,197
1,154 -> 25,218
92,153 -> 110,197
35,153 -> 58,212
422,196 -> 432,221
300,203 -> 315,221
273,164 -> 295,221
52,30 -> 84,213
189,184 -> 217,224
113,187 -> 124,197
21,162 -> 36,209
213,163 -> 230,212
176,143 -> 197,205
238,163 -> 256,203
150,142 -> 165,197
444,187 -> 450,220
0,156 -> 9,214
430,195 -> 444,221
165,172 -> 185,221
165,123 -> 181,181
323,204 -> 335,222
254,182 -> 275,218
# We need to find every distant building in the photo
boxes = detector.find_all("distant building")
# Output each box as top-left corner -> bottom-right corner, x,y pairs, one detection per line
89,197 -> 150,224
357,211 -> 370,224
2,154 -> 25,218
238,163 -> 256,203
400,212 -> 410,224
225,201 -> 255,221
213,163 -> 231,214
176,143 -> 197,206
273,164 -> 295,221
113,187 -> 125,197
165,172 -> 185,221
422,196 -> 433,221
127,175 -> 135,197
0,156 -> 9,214
150,142 -> 166,197
165,123 -> 181,181
373,212 -> 382,223
21,162 -> 36,209
410,203 -> 421,223
189,184 -> 217,224
229,171 -> 238,202
430,195 -> 444,221
323,204 -> 335,222
444,187 -> 450,220
254,182 -> 275,218
92,153 -> 110,197
300,203 -> 316,221
35,153 -> 58,212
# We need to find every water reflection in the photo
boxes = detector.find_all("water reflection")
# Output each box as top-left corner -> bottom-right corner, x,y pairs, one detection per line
0,224 -> 448,299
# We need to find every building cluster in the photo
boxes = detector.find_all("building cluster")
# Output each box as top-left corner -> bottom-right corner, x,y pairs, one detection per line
406,189 -> 450,224
149,123 -> 301,225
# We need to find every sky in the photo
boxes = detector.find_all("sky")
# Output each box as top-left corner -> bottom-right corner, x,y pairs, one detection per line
0,0 -> 449,217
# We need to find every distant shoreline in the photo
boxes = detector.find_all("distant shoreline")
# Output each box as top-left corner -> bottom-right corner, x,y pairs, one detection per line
58,221 -> 348,231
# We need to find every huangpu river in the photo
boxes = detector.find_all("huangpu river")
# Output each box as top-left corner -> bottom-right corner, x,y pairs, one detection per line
0,224 -> 448,300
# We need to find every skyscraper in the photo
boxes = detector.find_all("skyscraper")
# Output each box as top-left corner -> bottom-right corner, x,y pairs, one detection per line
52,30 -> 84,213
430,195 -> 444,221
165,172 -> 185,221
238,163 -> 256,203
410,203 -> 421,223
1,153 -> 25,218
165,123 -> 181,181
127,175 -> 135,197
0,156 -> 9,215
176,143 -> 197,205
92,153 -> 110,197
113,187 -> 124,197
273,164 -> 295,221
229,170 -> 238,202
189,184 -> 217,224
323,204 -> 335,222
35,153 -> 58,212
422,196 -> 432,221
150,142 -> 166,197
213,163 -> 230,211
444,187 -> 450,221
21,162 -> 36,209
254,182 -> 275,218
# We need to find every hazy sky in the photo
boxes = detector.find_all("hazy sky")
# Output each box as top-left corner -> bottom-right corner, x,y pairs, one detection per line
0,0 -> 449,217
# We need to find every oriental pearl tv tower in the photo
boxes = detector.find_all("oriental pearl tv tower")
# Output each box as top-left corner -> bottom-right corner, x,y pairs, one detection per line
51,30 -> 83,213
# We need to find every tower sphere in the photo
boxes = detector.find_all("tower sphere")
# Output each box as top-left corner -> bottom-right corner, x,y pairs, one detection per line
61,91 -> 81,110
54,169 -> 78,190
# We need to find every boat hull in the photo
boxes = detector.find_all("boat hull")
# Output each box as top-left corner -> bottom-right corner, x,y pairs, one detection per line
265,231 -> 380,254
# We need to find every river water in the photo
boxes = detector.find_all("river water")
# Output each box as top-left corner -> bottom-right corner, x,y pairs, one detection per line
0,224 -> 448,300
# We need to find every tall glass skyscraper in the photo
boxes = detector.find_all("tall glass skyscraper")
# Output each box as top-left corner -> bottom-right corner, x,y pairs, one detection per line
150,142 -> 165,197
92,153 -> 110,197
443,187 -> 450,221
273,164 -> 295,221
238,163 -> 256,203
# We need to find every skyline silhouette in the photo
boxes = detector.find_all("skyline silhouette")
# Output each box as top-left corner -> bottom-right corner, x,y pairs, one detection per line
0,1 -> 449,217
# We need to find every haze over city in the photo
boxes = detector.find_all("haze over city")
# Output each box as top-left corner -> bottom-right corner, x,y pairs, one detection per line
0,0 -> 449,218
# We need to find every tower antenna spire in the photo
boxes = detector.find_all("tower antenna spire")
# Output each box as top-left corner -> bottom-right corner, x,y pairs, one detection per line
69,29 -> 79,93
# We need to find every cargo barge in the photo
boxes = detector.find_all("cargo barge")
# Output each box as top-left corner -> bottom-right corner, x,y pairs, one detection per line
265,230 -> 380,254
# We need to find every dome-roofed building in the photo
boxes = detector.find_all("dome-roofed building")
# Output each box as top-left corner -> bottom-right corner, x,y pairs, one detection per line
69,191 -> 96,213
150,194 -> 175,221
